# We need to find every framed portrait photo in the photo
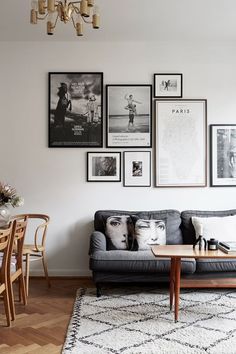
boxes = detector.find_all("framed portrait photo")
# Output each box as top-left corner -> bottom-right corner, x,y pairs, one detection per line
123,151 -> 151,187
210,125 -> 236,187
49,72 -> 103,147
106,84 -> 152,148
155,99 -> 207,187
87,152 -> 121,182
154,73 -> 182,98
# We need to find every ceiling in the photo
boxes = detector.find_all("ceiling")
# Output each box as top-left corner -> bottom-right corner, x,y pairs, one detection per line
0,0 -> 236,42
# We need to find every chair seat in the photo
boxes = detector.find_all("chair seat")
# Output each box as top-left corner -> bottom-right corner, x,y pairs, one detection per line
22,244 -> 45,254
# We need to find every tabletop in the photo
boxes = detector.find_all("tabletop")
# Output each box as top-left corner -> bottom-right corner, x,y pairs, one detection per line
151,244 -> 236,259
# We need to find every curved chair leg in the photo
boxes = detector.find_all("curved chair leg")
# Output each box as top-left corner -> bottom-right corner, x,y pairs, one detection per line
19,272 -> 27,306
42,252 -> 51,288
25,253 -> 30,296
8,281 -> 16,321
3,287 -> 11,327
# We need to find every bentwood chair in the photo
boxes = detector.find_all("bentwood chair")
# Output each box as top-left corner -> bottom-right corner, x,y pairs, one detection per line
8,219 -> 28,321
0,223 -> 13,326
13,214 -> 50,295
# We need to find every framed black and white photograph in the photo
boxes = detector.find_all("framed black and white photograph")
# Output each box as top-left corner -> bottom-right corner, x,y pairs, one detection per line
49,72 -> 103,147
87,152 -> 121,182
155,99 -> 207,187
123,151 -> 151,187
210,125 -> 236,187
154,73 -> 182,98
106,85 -> 152,148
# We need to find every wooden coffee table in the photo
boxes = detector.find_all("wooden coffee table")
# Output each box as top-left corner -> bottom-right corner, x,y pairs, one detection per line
152,245 -> 236,322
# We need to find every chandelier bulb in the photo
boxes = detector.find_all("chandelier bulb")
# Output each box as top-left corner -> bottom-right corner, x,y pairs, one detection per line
87,0 -> 94,7
38,0 -> 46,15
31,0 -> 38,11
47,0 -> 55,13
92,14 -> 100,29
76,22 -> 83,36
30,9 -> 38,24
80,0 -> 89,17
47,20 -> 54,35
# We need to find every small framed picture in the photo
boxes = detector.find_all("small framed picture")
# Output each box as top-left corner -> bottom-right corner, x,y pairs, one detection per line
49,72 -> 103,147
106,84 -> 152,148
210,125 -> 236,187
123,151 -> 151,187
154,73 -> 182,98
87,152 -> 121,182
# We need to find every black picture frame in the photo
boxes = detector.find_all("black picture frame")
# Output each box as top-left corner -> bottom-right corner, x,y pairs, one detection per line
106,84 -> 152,148
154,73 -> 183,98
48,72 -> 103,148
210,124 -> 236,187
123,151 -> 151,187
87,151 -> 121,182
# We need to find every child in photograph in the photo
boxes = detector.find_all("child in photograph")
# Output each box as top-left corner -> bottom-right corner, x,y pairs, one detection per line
128,104 -> 137,130
87,94 -> 98,123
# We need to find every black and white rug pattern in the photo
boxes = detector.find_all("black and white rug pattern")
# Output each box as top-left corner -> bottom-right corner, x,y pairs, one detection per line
62,287 -> 236,353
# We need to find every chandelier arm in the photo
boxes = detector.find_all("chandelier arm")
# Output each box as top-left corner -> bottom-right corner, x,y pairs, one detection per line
51,13 -> 60,29
81,16 -> 92,24
37,14 -> 50,21
71,15 -> 77,29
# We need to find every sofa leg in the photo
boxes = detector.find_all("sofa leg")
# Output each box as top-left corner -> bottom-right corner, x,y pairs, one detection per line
96,285 -> 102,298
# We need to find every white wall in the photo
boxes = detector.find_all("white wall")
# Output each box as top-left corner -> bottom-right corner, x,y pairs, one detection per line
1,41 -> 236,276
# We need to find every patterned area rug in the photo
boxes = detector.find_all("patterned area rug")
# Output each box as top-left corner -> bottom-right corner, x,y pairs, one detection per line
62,287 -> 236,354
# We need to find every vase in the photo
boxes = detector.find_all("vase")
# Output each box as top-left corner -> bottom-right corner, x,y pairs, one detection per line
0,205 -> 11,228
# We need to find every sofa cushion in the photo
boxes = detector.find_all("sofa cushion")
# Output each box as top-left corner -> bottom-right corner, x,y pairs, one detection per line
105,215 -> 134,250
181,210 -> 236,244
192,215 -> 236,243
131,216 -> 166,250
196,259 -> 236,273
94,210 -> 183,245
90,250 -> 196,274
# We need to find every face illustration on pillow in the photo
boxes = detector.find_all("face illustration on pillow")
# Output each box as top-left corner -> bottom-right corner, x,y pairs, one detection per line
135,219 -> 166,250
106,215 -> 132,249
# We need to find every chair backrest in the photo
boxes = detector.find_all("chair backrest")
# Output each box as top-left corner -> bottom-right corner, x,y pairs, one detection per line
0,223 -> 13,282
12,214 -> 50,248
10,220 -> 28,268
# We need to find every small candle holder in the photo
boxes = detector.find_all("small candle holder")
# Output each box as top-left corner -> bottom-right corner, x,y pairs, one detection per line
193,235 -> 207,251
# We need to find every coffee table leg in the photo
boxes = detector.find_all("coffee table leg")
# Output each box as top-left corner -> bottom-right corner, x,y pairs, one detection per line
174,258 -> 181,323
170,257 -> 176,311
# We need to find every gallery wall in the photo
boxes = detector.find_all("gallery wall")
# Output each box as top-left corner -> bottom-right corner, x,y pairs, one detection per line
1,40 -> 236,275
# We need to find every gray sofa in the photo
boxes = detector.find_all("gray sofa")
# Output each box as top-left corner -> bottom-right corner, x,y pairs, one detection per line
89,209 -> 236,296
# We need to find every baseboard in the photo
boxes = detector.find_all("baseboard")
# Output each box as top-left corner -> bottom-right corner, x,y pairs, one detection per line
30,269 -> 92,277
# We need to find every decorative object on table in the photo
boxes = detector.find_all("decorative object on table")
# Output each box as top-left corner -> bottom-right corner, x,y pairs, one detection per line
207,238 -> 219,251
0,182 -> 24,228
154,99 -> 207,187
193,235 -> 207,250
123,151 -> 151,187
210,124 -> 236,187
106,85 -> 152,148
87,151 -> 121,182
49,72 -> 103,148
154,73 -> 183,98
219,241 -> 236,253
62,288 -> 236,354
30,0 -> 100,36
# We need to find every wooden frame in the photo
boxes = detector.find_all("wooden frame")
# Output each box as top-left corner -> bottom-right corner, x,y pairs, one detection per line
48,72 -> 103,148
106,84 -> 152,148
154,73 -> 183,98
210,124 -> 236,187
155,99 -> 207,187
87,152 -> 121,182
123,151 -> 151,187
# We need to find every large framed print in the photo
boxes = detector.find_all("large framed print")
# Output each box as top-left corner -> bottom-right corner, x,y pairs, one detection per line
155,99 -> 207,187
154,73 -> 182,98
87,152 -> 121,182
106,85 -> 152,148
210,125 -> 236,187
123,151 -> 151,187
49,72 -> 103,147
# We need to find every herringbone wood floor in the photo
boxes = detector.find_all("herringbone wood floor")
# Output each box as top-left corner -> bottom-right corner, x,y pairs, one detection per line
0,277 -> 94,354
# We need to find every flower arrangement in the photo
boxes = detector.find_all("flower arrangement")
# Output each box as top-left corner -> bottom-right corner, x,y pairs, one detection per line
0,182 -> 24,208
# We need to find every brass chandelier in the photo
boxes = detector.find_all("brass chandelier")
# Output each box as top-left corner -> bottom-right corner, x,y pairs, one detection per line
30,0 -> 100,36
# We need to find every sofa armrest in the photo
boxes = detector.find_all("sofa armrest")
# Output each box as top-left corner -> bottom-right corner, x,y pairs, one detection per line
89,231 -> 107,255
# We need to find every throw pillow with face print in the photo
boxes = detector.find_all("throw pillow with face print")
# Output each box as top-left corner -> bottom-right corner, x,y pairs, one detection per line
132,217 -> 166,250
105,215 -> 134,250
